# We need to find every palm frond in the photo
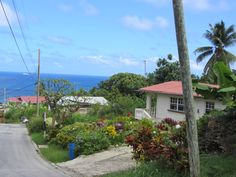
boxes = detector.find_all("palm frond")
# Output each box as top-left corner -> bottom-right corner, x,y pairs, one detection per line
222,50 -> 236,65
203,55 -> 216,75
225,33 -> 236,47
225,25 -> 235,36
195,49 -> 213,63
194,46 -> 213,54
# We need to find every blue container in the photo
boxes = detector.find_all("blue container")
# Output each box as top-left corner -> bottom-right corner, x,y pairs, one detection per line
68,143 -> 76,160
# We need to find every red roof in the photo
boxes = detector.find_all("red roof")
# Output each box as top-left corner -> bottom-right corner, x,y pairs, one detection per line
8,96 -> 46,104
140,81 -> 219,97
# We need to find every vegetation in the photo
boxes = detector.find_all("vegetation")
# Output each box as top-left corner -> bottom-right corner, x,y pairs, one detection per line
147,54 -> 181,85
102,161 -> 185,177
194,21 -> 236,83
40,79 -> 77,126
40,144 -> 69,163
103,154 -> 236,177
31,132 -> 47,145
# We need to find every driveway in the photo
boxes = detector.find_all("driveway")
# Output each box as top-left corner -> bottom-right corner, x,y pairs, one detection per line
0,124 -> 71,177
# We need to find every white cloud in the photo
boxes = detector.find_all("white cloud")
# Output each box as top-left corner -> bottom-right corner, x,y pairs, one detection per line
155,16 -> 169,28
0,2 -> 17,27
58,3 -> 73,12
84,55 -> 115,66
46,36 -> 72,45
122,15 -> 168,31
190,59 -> 204,71
119,57 -> 139,66
140,0 -> 169,7
79,0 -> 98,16
141,0 -> 229,11
53,62 -> 63,68
122,15 -> 153,31
184,0 -> 229,11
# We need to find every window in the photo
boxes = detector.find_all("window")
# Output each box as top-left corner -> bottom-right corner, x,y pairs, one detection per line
205,101 -> 215,113
170,97 -> 184,112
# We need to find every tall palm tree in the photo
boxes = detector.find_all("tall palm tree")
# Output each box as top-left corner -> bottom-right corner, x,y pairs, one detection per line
194,21 -> 236,83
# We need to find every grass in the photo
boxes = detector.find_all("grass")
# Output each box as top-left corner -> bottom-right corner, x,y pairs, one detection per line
201,154 -> 236,177
102,154 -> 236,177
40,144 -> 70,163
64,113 -> 99,124
102,161 -> 186,177
31,132 -> 47,145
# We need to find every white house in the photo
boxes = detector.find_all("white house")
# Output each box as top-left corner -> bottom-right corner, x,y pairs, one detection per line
58,96 -> 108,106
135,81 -> 226,121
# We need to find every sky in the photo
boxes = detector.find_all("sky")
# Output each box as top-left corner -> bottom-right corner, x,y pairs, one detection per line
0,0 -> 236,76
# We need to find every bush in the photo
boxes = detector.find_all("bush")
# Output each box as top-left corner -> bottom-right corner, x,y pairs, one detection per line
125,119 -> 188,172
198,109 -> 236,154
90,96 -> 145,118
28,118 -> 44,133
54,122 -> 95,148
63,113 -> 99,125
75,130 -> 110,155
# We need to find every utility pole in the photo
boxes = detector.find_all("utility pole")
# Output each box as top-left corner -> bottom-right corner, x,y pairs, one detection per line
3,88 -> 6,110
36,49 -> 40,118
144,60 -> 147,77
172,1 -> 200,177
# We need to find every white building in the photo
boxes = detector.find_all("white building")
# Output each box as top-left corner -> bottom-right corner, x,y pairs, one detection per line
135,81 -> 226,121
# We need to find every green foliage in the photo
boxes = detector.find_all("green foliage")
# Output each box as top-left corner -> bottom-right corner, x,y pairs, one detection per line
147,55 -> 181,85
40,144 -> 69,163
198,109 -> 236,154
5,104 -> 50,123
125,119 -> 188,172
201,154 -> 236,177
195,62 -> 236,104
63,113 -> 99,125
54,122 -> 94,148
75,130 -> 110,155
40,79 -> 75,126
90,73 -> 148,99
194,21 -> 236,83
28,118 -> 44,133
31,132 -> 47,145
102,161 -> 186,177
90,96 -> 145,118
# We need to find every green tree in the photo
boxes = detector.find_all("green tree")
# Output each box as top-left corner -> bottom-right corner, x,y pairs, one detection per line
194,21 -> 236,83
40,79 -> 75,127
147,54 -> 181,85
91,73 -> 148,99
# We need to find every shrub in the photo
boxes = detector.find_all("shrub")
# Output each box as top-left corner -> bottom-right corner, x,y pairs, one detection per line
125,118 -> 188,172
198,109 -> 236,154
28,117 -> 44,133
75,130 -> 110,155
54,122 -> 95,148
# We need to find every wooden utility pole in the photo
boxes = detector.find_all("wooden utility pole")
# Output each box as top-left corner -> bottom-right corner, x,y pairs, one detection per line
36,49 -> 40,118
144,60 -> 147,77
172,0 -> 200,177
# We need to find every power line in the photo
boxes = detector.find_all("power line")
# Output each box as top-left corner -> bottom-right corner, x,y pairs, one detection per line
0,83 -> 35,98
11,0 -> 37,73
0,0 -> 31,74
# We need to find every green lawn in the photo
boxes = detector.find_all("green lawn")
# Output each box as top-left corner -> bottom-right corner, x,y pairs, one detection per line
40,144 -> 70,163
31,132 -> 47,145
102,154 -> 236,177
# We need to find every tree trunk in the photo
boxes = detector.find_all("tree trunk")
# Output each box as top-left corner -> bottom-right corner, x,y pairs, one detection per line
172,1 -> 200,177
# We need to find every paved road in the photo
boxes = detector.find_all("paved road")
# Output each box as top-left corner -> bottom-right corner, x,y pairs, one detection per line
0,124 -> 70,177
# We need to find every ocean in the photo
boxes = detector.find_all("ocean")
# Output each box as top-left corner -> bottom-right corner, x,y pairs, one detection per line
0,71 -> 108,103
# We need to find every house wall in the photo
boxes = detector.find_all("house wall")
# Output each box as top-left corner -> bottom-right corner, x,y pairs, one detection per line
155,93 -> 226,122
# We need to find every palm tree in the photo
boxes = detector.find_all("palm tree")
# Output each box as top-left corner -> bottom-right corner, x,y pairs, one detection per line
194,21 -> 236,83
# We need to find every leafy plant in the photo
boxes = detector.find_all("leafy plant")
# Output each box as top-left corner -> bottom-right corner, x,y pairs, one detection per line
125,118 -> 188,172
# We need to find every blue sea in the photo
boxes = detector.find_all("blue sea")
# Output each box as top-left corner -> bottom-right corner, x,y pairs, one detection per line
0,71 -> 108,103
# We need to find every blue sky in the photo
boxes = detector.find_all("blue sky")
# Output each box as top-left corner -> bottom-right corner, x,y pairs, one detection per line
0,0 -> 236,76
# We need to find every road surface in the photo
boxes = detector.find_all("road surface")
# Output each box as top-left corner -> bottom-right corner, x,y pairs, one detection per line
0,124 -> 71,177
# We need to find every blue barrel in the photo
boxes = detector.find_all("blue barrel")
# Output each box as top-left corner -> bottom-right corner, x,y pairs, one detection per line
68,143 -> 76,160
